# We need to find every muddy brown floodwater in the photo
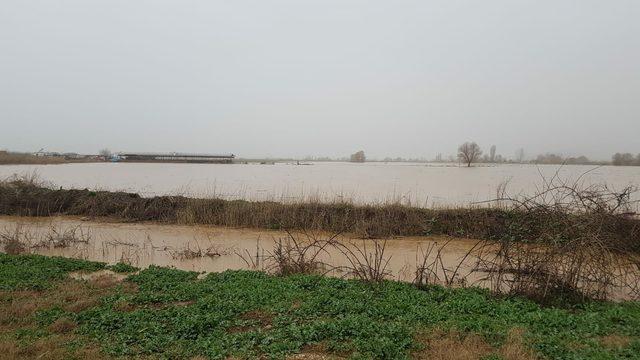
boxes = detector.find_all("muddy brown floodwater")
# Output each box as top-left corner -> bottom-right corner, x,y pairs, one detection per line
0,216 -> 483,284
2,216 -> 637,301
1,162 -> 639,207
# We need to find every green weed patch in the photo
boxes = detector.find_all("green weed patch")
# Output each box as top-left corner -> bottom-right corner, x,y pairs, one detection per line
1,254 -> 639,359
0,253 -> 105,290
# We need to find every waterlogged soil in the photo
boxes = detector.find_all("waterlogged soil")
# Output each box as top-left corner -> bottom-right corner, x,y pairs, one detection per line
0,216 -> 482,284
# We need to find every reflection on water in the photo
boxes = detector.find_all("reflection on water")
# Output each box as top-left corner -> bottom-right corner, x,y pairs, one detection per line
1,162 -> 638,207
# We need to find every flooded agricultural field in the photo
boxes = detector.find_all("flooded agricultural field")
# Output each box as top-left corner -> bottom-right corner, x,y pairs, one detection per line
1,162 -> 639,207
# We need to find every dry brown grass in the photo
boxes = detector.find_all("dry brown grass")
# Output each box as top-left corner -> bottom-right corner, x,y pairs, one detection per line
0,153 -> 67,165
0,273 -> 130,360
3,178 -> 638,247
0,334 -> 109,360
113,299 -> 136,312
599,334 -> 632,349
227,309 -> 274,334
287,343 -> 347,360
0,293 -> 40,327
413,328 -> 537,360
413,330 -> 492,360
0,276 -> 123,327
48,317 -> 77,334
498,328 -> 538,360
287,353 -> 346,360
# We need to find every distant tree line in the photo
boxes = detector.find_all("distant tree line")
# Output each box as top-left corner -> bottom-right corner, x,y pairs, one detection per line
327,147 -> 640,167
453,142 -> 613,167
533,153 -> 597,165
350,151 -> 366,163
612,153 -> 640,166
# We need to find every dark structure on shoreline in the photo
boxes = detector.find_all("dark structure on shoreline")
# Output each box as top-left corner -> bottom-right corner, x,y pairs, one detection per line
117,152 -> 235,164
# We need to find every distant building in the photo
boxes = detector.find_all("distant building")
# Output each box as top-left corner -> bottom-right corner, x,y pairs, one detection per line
62,153 -> 85,160
34,151 -> 61,157
117,152 -> 235,164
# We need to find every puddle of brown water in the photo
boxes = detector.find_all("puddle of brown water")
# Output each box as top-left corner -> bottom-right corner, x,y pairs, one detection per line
0,216 -> 482,283
69,269 -> 129,282
1,216 -> 636,301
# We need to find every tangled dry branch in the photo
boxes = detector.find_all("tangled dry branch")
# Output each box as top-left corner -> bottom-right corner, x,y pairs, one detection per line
471,168 -> 640,303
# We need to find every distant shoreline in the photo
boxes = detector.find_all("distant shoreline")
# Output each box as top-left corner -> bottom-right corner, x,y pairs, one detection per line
0,153 -> 99,165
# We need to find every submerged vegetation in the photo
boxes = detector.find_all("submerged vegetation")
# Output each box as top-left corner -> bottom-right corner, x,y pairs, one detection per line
0,253 -> 639,359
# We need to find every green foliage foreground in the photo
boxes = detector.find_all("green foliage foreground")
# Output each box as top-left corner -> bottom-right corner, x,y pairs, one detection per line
1,253 -> 639,359
0,252 -> 104,290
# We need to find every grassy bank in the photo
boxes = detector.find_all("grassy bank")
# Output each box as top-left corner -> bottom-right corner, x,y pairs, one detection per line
1,253 -> 639,359
1,179 -> 638,251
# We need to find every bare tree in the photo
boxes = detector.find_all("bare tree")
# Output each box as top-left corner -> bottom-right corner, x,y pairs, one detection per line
489,145 -> 496,162
535,153 -> 564,164
350,150 -> 366,163
612,153 -> 636,166
99,148 -> 112,159
457,142 -> 482,167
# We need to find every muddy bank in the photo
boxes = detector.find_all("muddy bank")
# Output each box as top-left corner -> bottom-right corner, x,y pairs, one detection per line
1,180 -> 638,250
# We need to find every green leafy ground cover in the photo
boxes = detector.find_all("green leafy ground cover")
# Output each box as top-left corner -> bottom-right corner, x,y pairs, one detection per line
1,253 -> 639,359
0,253 -> 105,290
106,262 -> 139,274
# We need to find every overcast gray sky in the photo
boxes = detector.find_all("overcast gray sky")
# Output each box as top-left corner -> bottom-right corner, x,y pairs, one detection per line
1,0 -> 638,160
